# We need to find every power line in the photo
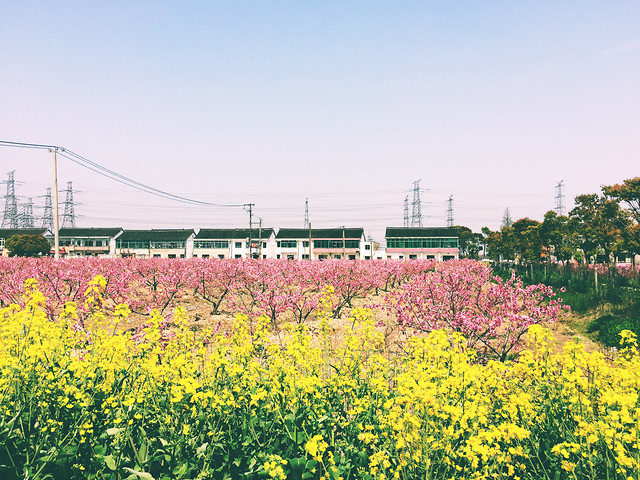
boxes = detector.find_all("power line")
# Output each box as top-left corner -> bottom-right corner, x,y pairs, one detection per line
0,141 -> 248,209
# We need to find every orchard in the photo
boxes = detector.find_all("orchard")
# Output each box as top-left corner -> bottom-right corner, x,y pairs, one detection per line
0,257 -> 638,479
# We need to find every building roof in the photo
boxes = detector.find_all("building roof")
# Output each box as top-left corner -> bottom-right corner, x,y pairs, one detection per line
58,228 -> 123,238
117,229 -> 195,242
195,228 -> 275,240
0,228 -> 49,239
276,228 -> 365,240
385,227 -> 460,238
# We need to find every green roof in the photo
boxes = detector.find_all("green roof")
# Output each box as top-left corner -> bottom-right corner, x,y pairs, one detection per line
385,227 -> 459,238
195,228 -> 274,240
0,228 -> 48,239
276,228 -> 364,240
58,228 -> 122,238
118,229 -> 195,242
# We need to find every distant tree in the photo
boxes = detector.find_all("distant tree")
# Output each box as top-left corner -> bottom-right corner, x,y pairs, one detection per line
501,208 -> 513,228
454,226 -> 482,259
512,218 -> 542,263
540,210 -> 579,264
481,226 -> 516,262
603,177 -> 640,264
570,194 -> 629,264
603,177 -> 640,222
4,234 -> 50,257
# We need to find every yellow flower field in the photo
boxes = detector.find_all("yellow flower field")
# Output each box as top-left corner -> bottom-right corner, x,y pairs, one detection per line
0,278 -> 639,479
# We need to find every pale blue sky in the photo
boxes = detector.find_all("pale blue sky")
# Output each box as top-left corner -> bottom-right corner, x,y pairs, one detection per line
1,1 -> 638,242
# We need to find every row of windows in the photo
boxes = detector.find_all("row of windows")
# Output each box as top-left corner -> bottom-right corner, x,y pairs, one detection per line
117,241 -> 186,249
60,239 -> 109,247
387,238 -> 459,249
314,240 -> 360,249
194,240 -> 229,249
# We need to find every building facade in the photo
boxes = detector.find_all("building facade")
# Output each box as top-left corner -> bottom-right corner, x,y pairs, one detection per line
193,228 -> 275,259
55,228 -> 123,257
385,227 -> 459,261
275,228 -> 370,260
115,229 -> 195,258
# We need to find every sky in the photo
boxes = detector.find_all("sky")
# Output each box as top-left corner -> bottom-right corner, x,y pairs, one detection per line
1,1 -> 638,243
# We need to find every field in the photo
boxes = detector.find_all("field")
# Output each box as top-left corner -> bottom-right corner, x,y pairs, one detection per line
0,258 -> 639,480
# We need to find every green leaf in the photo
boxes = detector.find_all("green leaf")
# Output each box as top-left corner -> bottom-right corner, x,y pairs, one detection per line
122,467 -> 156,480
104,454 -> 117,471
172,463 -> 189,477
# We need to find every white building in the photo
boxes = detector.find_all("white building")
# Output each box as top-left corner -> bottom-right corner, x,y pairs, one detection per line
115,229 -> 195,258
193,228 -> 275,259
275,228 -> 371,260
385,227 -> 459,261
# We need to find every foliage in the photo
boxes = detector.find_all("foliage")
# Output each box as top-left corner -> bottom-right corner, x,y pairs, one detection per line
0,279 -> 639,479
4,234 -> 50,257
587,314 -> 640,347
389,260 -> 566,361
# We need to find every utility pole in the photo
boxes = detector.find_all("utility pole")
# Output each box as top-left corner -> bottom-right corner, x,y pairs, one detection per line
342,226 -> 346,259
52,148 -> 60,260
308,222 -> 312,260
258,217 -> 263,259
555,181 -> 565,216
2,171 -> 18,228
403,195 -> 409,227
246,203 -> 254,259
42,187 -> 54,231
20,198 -> 34,228
411,179 -> 423,227
61,181 -> 76,228
447,195 -> 454,227
304,198 -> 309,229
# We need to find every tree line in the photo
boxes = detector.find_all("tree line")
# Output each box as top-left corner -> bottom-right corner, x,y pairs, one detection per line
462,177 -> 640,265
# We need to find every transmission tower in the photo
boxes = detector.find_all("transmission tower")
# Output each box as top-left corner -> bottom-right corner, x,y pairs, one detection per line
554,181 -> 565,216
403,196 -> 409,227
42,187 -> 54,231
2,171 -> 19,228
19,198 -> 34,228
502,207 -> 513,228
304,197 -> 309,229
411,180 -> 423,227
447,195 -> 454,227
61,181 -> 76,228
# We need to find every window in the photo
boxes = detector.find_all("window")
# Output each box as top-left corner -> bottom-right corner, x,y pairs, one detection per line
303,241 -> 309,247
443,255 -> 455,261
409,255 -> 417,259
194,240 -> 229,249
348,255 -> 356,260
218,254 -> 225,259
365,244 -> 371,250
314,240 -> 359,249
235,242 -> 243,248
263,242 -> 267,248
302,254 -> 309,260
262,255 -> 266,259
202,254 -> 209,259
277,254 -> 281,259
153,254 -> 161,258
287,255 -> 295,260
386,237 -> 459,249
399,255 -> 404,259
168,254 -> 176,259
334,255 -> 341,259
427,255 -> 435,259
180,254 -> 185,258
277,240 -> 297,248
235,254 -> 241,258
364,256 -> 370,260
